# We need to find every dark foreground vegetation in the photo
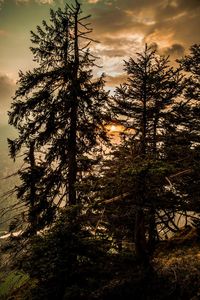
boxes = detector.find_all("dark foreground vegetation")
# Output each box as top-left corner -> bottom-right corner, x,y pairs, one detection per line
1,224 -> 200,299
0,1 -> 200,299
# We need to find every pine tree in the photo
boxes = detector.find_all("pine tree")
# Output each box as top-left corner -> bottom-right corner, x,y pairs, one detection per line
169,44 -> 200,214
8,1 -> 109,234
109,45 -> 183,262
179,44 -> 200,101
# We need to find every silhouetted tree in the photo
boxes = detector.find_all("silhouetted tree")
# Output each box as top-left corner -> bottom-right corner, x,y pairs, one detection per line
8,1 -> 109,234
179,44 -> 200,101
167,44 -> 200,214
109,45 -> 183,262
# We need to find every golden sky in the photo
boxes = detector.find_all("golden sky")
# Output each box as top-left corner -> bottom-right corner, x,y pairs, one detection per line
0,0 -> 200,126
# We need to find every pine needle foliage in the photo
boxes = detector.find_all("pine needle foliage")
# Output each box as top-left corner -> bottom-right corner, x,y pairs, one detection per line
8,1 -> 109,233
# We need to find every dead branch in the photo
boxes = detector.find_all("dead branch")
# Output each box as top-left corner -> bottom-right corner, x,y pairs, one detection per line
169,169 -> 192,179
98,192 -> 130,205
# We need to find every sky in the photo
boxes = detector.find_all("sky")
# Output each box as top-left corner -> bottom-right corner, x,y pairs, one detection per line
0,0 -> 199,208
0,0 -> 199,139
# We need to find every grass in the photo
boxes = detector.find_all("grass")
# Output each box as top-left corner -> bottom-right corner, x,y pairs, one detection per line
0,270 -> 29,299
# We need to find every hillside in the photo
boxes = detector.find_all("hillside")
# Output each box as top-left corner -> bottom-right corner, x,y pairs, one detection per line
0,231 -> 200,300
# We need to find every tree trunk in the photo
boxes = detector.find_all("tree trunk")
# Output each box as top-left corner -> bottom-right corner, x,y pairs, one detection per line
134,208 -> 149,265
152,113 -> 158,157
68,2 -> 80,206
148,208 -> 158,254
148,111 -> 159,251
135,47 -> 149,264
29,141 -> 37,234
141,44 -> 149,156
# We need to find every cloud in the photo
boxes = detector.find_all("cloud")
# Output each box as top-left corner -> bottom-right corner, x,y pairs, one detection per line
163,43 -> 185,57
105,73 -> 127,87
0,0 -> 199,92
88,0 -> 200,64
92,34 -> 144,58
143,0 -> 200,49
0,74 -> 16,124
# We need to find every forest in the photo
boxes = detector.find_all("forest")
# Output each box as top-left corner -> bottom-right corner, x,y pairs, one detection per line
0,1 -> 200,299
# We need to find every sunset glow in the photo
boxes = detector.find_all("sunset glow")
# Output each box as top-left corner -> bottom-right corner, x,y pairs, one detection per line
0,0 -> 199,130
110,125 -> 117,132
0,1 -> 199,298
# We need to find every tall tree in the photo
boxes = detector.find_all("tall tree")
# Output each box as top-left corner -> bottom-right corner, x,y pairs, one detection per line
109,45 -> 183,262
8,1 -> 108,234
169,44 -> 200,214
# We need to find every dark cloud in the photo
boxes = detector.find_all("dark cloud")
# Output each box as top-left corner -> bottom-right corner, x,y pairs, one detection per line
85,0 -> 200,80
0,0 -> 199,93
89,0 -> 200,56
163,43 -> 185,57
90,1 -> 153,36
177,0 -> 200,11
147,1 -> 200,46
91,6 -> 133,35
0,74 -> 15,124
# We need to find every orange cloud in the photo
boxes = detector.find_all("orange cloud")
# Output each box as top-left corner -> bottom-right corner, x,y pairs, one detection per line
105,74 -> 128,87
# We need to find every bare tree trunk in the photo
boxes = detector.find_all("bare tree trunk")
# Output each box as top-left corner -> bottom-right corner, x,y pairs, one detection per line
134,45 -> 149,264
141,52 -> 147,156
68,1 -> 80,206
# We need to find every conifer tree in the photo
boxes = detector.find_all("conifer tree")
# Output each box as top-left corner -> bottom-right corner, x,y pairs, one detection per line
110,45 -> 183,262
179,44 -> 200,101
8,1 -> 108,233
169,44 -> 200,214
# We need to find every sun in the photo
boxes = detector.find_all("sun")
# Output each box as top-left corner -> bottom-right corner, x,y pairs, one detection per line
110,125 -> 117,132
